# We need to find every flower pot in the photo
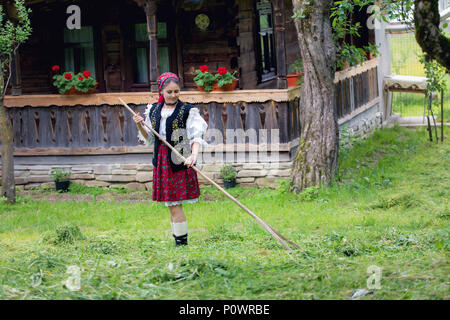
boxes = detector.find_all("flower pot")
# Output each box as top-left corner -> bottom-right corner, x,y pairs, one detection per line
195,83 -> 213,92
223,179 -> 236,189
212,79 -> 238,91
64,83 -> 98,95
55,180 -> 70,192
287,74 -> 302,87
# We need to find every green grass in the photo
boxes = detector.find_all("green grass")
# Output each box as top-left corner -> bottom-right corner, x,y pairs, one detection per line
0,126 -> 449,299
390,33 -> 449,120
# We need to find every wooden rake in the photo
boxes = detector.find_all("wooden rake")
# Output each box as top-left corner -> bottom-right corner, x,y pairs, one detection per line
118,98 -> 299,252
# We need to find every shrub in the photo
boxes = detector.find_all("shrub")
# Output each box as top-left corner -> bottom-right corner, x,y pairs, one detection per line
50,168 -> 71,182
220,165 -> 237,182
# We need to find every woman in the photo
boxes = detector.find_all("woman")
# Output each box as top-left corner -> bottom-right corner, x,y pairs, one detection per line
133,72 -> 208,246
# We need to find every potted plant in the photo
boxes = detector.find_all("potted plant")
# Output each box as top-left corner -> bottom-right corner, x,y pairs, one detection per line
52,65 -> 98,94
220,165 -> 237,189
287,55 -> 304,87
213,67 -> 238,91
193,65 -> 216,92
50,168 -> 71,192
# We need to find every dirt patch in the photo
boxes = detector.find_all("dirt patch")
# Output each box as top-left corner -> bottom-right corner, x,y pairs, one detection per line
18,190 -> 93,202
17,189 -> 152,203
96,192 -> 152,203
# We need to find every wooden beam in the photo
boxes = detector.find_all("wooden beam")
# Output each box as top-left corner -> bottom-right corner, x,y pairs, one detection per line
272,0 -> 287,89
4,87 -> 302,107
11,140 -> 298,156
13,146 -> 153,156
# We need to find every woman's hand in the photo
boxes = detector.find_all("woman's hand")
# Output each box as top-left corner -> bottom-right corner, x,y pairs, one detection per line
184,153 -> 198,168
133,112 -> 144,124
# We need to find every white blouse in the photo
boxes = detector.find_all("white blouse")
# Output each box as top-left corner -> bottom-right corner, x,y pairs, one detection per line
137,103 -> 209,148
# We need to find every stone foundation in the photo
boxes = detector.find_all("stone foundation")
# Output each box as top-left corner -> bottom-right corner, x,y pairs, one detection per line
338,103 -> 384,139
0,161 -> 293,191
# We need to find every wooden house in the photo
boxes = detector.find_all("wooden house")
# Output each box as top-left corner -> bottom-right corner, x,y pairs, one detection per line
1,0 -> 382,189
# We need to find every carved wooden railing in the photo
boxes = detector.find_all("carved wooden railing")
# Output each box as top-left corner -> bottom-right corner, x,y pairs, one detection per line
334,58 -> 380,121
2,88 -> 301,155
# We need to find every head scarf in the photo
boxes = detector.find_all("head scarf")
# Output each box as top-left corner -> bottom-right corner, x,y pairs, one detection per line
156,72 -> 179,104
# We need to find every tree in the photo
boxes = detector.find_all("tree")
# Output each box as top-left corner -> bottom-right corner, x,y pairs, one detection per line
0,0 -> 32,203
291,0 -> 338,192
290,0 -> 448,193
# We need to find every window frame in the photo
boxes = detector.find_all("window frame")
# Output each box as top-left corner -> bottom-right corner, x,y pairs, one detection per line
130,21 -> 171,87
63,26 -> 97,80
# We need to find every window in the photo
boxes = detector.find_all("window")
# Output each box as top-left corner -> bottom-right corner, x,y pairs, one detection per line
64,26 -> 96,79
133,22 -> 170,84
256,0 -> 276,82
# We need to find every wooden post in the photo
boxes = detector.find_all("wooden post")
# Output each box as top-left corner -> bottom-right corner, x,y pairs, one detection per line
10,49 -> 22,96
135,0 -> 159,92
146,0 -> 159,92
272,0 -> 287,89
237,0 -> 258,89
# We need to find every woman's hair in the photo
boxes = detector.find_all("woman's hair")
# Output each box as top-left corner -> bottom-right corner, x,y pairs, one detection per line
160,77 -> 180,90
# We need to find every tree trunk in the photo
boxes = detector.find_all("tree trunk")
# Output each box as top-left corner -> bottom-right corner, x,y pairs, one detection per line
0,95 -> 16,203
414,0 -> 450,71
291,0 -> 338,192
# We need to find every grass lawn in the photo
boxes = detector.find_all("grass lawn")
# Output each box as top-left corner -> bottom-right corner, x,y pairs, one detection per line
0,126 -> 449,300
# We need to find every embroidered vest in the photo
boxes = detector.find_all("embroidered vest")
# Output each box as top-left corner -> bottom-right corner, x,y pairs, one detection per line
149,100 -> 194,173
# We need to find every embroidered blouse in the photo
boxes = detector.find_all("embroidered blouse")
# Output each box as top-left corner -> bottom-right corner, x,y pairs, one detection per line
137,103 -> 208,148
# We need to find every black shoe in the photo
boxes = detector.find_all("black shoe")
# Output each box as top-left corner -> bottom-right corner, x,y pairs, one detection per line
173,234 -> 188,246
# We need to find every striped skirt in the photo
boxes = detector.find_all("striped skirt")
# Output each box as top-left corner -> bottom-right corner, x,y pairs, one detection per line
152,144 -> 200,203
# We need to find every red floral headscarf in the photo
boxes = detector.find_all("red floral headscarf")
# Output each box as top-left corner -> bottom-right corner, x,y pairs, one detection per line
156,72 -> 179,104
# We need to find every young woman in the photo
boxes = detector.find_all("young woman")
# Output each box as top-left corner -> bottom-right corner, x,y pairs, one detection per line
133,72 -> 208,246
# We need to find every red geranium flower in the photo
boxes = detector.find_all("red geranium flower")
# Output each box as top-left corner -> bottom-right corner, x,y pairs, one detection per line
64,73 -> 72,80
82,70 -> 91,79
218,67 -> 228,75
51,65 -> 60,72
78,76 -> 84,81
199,65 -> 209,73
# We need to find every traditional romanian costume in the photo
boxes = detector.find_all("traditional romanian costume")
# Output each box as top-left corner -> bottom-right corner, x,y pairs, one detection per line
137,72 -> 208,246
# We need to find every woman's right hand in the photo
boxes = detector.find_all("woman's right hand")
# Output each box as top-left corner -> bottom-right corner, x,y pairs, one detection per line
133,112 -> 144,124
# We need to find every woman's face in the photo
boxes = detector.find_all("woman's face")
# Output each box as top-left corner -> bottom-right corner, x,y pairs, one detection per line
161,81 -> 180,105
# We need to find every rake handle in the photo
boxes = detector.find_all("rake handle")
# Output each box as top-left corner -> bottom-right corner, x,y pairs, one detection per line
118,98 -> 296,252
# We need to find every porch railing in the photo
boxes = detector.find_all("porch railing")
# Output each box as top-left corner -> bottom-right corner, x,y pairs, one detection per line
2,88 -> 301,155
334,58 -> 379,121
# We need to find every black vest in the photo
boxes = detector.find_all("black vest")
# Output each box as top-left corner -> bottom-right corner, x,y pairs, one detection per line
149,100 -> 194,173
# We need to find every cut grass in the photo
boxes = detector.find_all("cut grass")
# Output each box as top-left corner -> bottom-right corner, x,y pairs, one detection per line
0,126 -> 449,299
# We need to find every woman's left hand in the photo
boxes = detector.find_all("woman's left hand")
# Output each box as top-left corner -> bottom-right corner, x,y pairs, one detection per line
184,154 -> 198,168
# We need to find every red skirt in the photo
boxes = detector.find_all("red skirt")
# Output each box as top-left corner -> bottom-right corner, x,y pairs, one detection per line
152,144 -> 200,202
